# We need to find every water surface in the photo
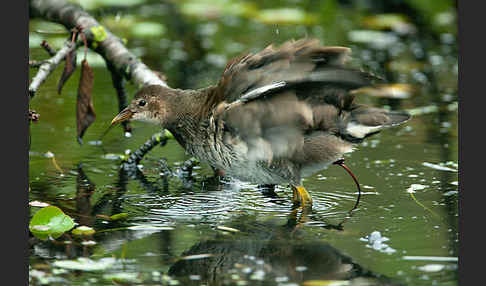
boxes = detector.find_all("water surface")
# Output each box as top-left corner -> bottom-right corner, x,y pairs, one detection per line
29,1 -> 458,285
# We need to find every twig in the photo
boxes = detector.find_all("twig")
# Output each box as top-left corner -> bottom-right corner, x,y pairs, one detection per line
30,0 -> 167,89
29,59 -> 45,68
29,0 -> 173,167
29,40 -> 78,99
41,40 -> 57,56
121,131 -> 171,169
106,61 -> 132,134
30,0 -> 168,140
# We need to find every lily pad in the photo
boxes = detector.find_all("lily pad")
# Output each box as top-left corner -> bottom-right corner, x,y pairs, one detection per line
302,280 -> 350,286
103,272 -> 142,283
29,201 -> 50,207
95,213 -> 129,221
406,184 -> 429,194
53,257 -> 116,271
101,153 -> 124,160
361,14 -> 416,34
72,226 -> 96,236
29,206 -> 75,240
180,0 -> 255,19
110,213 -> 129,221
256,8 -> 318,25
348,30 -> 398,49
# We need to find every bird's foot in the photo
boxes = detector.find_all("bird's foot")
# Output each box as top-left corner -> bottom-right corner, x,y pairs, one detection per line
291,185 -> 313,210
258,184 -> 279,197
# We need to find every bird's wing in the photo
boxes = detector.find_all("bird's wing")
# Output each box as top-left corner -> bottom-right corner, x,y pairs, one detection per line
202,38 -> 375,114
204,39 -> 409,164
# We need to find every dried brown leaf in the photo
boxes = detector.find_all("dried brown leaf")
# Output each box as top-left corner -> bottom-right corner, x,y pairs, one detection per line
58,50 -> 77,94
77,59 -> 95,144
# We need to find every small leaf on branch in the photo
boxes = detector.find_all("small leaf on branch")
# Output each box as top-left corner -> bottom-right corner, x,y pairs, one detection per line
90,25 -> 108,43
57,50 -> 77,94
77,59 -> 96,144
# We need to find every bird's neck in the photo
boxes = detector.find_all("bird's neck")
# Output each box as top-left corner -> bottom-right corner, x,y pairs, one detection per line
164,86 -> 215,149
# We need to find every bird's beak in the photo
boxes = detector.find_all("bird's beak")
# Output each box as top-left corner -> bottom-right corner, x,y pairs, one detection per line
111,108 -> 133,126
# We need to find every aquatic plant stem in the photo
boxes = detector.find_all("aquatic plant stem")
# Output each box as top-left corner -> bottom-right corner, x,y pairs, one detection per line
333,159 -> 361,212
49,153 -> 64,175
409,192 -> 440,218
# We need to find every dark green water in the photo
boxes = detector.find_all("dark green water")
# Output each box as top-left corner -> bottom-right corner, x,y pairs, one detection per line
29,1 -> 458,285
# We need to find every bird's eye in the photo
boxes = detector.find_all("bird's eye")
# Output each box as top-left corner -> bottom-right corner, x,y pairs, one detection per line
138,99 -> 146,107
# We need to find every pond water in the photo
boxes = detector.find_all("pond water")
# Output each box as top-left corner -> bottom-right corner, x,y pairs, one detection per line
29,0 -> 458,285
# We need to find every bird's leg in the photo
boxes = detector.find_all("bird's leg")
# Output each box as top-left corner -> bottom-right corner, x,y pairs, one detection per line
291,185 -> 313,208
258,184 -> 279,198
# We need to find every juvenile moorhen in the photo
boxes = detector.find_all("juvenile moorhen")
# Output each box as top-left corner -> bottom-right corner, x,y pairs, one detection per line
111,39 -> 410,208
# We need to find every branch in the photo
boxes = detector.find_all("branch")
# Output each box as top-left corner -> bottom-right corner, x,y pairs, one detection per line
29,0 -> 167,89
29,59 -> 45,68
120,132 -> 170,176
29,0 -> 172,162
28,40 -> 77,98
41,39 -> 57,56
122,132 -> 170,167
106,61 -> 132,134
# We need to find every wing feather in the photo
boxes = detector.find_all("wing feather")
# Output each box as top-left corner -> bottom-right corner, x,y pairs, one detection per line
201,39 -> 408,166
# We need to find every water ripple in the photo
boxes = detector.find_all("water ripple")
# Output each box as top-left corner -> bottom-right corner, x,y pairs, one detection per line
124,175 -> 363,227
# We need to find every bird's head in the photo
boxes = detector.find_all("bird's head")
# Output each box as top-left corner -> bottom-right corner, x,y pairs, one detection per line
111,85 -> 173,127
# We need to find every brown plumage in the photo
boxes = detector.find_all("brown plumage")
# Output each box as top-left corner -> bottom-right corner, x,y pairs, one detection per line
111,39 -> 411,208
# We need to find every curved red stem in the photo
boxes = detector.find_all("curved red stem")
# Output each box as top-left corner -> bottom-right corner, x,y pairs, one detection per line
333,159 -> 362,211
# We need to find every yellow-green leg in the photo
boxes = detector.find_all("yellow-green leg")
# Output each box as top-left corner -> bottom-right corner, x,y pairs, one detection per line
291,185 -> 313,208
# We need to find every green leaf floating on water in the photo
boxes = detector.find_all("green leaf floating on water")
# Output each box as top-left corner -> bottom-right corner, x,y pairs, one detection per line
53,257 -> 116,272
103,272 -> 142,283
72,225 -> 96,236
110,213 -> 129,221
180,0 -> 256,19
29,206 -> 75,240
